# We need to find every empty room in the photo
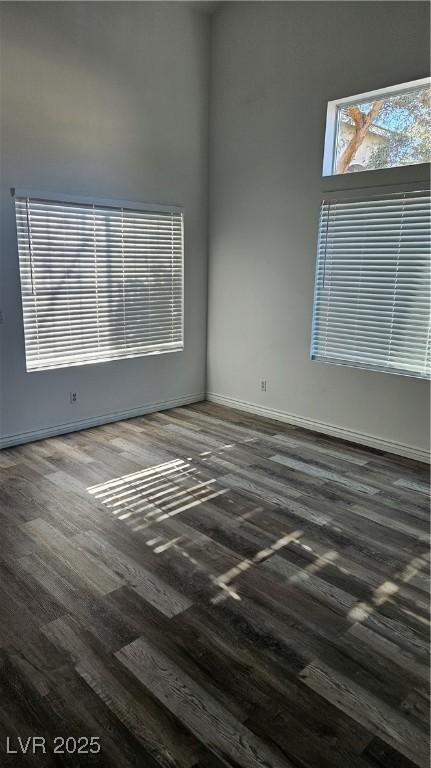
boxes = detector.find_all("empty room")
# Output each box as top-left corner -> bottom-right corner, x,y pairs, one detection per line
0,1 -> 430,766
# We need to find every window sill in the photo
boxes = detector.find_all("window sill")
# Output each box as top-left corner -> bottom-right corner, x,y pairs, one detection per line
321,162 -> 430,194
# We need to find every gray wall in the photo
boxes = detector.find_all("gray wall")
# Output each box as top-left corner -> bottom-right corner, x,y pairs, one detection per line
1,1 -> 430,457
207,1 -> 430,457
0,1 -> 209,442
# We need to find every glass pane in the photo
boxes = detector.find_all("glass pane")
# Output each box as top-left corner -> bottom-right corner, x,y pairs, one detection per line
334,86 -> 431,174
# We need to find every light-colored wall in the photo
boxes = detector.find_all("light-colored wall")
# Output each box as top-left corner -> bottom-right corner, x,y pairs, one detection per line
1,1 -> 430,459
207,1 -> 430,459
0,1 -> 209,444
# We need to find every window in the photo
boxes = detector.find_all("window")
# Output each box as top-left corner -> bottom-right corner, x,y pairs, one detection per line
323,79 -> 431,176
311,188 -> 431,379
15,194 -> 184,371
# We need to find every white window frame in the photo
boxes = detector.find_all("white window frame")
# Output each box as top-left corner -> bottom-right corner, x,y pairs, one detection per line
13,189 -> 185,372
322,77 -> 431,177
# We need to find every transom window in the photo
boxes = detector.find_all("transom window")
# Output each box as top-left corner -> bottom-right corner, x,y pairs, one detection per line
15,194 -> 184,371
323,79 -> 431,176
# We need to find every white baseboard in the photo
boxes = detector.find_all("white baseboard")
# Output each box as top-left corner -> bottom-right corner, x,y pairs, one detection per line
2,389 -> 429,463
206,392 -> 430,463
0,392 -> 205,449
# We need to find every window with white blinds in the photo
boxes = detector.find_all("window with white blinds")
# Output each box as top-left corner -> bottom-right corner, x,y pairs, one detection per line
311,188 -> 430,379
15,195 -> 184,372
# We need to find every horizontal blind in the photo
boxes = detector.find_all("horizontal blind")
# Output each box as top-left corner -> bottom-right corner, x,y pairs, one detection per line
311,188 -> 431,379
15,196 -> 184,371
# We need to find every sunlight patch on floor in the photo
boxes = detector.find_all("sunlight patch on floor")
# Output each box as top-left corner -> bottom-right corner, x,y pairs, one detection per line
348,551 -> 430,624
288,550 -> 338,585
211,529 -> 303,605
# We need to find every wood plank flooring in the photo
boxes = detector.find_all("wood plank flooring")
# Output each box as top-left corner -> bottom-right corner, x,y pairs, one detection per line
0,401 -> 429,767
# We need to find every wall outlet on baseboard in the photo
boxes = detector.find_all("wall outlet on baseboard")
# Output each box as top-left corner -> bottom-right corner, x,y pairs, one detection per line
69,392 -> 78,404
260,379 -> 267,392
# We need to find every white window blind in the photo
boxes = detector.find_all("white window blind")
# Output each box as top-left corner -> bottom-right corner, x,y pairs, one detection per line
15,195 -> 184,371
311,188 -> 431,379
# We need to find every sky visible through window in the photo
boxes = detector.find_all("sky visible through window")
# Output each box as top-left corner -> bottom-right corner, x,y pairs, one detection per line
334,85 -> 431,174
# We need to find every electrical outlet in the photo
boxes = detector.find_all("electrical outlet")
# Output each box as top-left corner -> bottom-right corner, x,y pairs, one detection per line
69,392 -> 77,404
260,379 -> 267,392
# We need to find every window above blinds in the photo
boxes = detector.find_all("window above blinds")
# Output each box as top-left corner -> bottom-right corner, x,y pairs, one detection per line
15,194 -> 184,372
311,188 -> 431,379
322,78 -> 431,176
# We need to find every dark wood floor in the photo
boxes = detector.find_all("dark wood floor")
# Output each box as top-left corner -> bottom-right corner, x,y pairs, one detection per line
0,401 -> 429,768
